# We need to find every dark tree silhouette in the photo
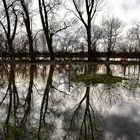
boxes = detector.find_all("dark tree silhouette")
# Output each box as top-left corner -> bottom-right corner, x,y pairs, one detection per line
38,0 -> 69,60
102,17 -> 123,61
72,0 -> 104,60
0,0 -> 18,59
19,0 -> 34,60
38,65 -> 54,139
0,64 -> 20,138
20,65 -> 35,129
63,86 -> 103,140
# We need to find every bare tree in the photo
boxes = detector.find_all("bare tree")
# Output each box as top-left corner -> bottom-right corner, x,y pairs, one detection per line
56,29 -> 81,53
18,0 -> 34,60
80,24 -> 102,59
38,0 -> 69,60
102,17 -> 123,61
0,0 -> 18,59
127,23 -> 140,53
72,0 -> 104,60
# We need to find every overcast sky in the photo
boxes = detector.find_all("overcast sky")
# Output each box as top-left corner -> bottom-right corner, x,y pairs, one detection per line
108,0 -> 140,24
33,0 -> 140,28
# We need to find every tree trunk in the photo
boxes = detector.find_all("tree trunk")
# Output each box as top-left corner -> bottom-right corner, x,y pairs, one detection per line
87,21 -> 92,61
8,41 -> 14,60
47,38 -> 54,60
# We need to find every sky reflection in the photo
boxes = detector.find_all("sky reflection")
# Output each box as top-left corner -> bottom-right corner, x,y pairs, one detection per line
0,64 -> 139,140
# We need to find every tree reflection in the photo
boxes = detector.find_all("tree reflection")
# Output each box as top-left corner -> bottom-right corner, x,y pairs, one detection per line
0,63 -> 20,139
0,64 -> 59,139
105,63 -> 112,77
63,65 -> 103,140
0,64 -> 38,139
0,63 -> 139,139
20,65 -> 36,128
63,85 -> 103,140
38,65 -> 54,139
122,65 -> 140,98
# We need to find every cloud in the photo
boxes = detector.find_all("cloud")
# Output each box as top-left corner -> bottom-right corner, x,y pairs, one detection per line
121,0 -> 140,11
108,0 -> 140,24
105,101 -> 140,140
136,0 -> 140,5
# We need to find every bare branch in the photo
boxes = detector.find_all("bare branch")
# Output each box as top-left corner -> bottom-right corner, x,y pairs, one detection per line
73,0 -> 87,28
11,8 -> 18,42
0,20 -> 7,35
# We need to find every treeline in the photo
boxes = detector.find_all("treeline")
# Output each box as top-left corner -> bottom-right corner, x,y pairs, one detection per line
0,0 -> 140,61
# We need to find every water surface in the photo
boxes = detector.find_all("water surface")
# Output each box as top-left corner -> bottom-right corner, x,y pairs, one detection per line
0,63 -> 140,140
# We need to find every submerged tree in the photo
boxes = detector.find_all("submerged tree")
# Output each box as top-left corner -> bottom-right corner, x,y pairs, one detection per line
72,0 -> 104,60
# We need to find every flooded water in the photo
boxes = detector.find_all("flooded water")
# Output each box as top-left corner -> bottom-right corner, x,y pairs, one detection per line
0,63 -> 140,140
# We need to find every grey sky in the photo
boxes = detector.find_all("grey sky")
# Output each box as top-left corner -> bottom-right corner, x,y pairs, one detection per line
33,0 -> 140,28
109,0 -> 140,24
122,0 -> 140,10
